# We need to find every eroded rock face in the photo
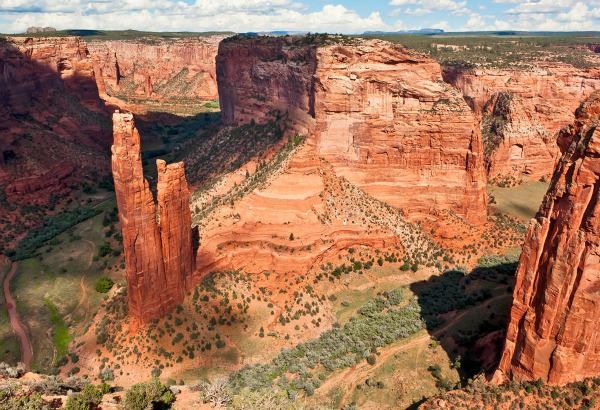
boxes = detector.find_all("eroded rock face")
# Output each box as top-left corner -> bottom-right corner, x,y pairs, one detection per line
111,112 -> 194,330
444,65 -> 600,181
481,92 -> 556,183
89,37 -> 223,107
0,36 -> 110,203
217,37 -> 487,224
494,92 -> 600,385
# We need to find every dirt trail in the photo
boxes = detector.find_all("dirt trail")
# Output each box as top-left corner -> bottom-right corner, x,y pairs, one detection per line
318,293 -> 512,404
3,262 -> 33,369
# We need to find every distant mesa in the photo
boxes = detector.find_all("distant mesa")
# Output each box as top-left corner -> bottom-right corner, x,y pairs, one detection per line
25,26 -> 57,34
111,111 -> 196,331
363,28 -> 444,35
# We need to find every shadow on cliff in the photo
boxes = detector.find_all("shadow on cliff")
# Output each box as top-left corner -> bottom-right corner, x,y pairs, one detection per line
409,260 -> 517,385
0,39 -> 111,210
136,111 -> 286,191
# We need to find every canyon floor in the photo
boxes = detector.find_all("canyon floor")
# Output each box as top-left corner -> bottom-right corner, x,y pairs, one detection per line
2,31 -> 599,409
1,98 -> 537,408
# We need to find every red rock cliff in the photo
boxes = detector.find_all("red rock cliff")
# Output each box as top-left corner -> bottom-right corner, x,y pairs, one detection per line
217,37 -> 487,225
494,92 -> 600,385
111,112 -> 194,330
444,65 -> 600,181
0,36 -> 109,203
89,37 -> 223,107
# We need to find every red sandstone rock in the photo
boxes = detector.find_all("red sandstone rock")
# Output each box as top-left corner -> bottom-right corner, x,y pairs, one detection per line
157,159 -> 194,303
111,112 -> 194,330
494,91 -> 600,385
0,36 -> 109,203
89,37 -> 223,106
481,92 -> 557,181
217,37 -> 487,224
444,65 -> 600,181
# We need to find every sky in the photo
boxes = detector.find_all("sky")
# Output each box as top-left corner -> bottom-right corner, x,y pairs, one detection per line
0,0 -> 599,34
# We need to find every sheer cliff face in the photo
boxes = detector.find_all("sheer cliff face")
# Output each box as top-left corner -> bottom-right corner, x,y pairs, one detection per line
0,36 -> 109,203
89,37 -> 223,105
217,37 -> 487,225
444,65 -> 600,181
111,112 -> 194,330
313,41 -> 487,225
217,36 -> 317,133
495,92 -> 600,385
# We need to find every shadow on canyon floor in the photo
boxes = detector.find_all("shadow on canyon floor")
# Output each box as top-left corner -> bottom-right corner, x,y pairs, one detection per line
410,260 -> 517,384
135,111 -> 287,190
0,40 -> 112,253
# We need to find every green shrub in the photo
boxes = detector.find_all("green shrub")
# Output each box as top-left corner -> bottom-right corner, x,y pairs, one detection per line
121,379 -> 175,410
95,277 -> 114,293
65,383 -> 110,410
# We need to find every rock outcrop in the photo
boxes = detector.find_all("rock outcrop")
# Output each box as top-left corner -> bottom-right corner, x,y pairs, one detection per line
0,36 -> 109,202
444,65 -> 600,181
89,37 -> 223,109
494,92 -> 600,385
111,112 -> 194,330
217,36 -> 487,224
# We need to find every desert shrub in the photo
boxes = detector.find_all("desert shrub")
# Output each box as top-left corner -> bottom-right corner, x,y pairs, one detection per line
10,206 -> 101,260
64,383 -> 110,410
95,277 -> 114,293
99,367 -> 114,382
121,379 -> 174,410
0,392 -> 48,410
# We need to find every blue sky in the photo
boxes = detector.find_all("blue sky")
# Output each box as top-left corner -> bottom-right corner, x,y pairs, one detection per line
0,1 -> 599,34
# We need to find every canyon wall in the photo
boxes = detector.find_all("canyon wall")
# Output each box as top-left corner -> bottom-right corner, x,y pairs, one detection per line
444,65 -> 600,181
217,36 -> 317,133
111,112 -> 194,330
217,36 -> 487,225
89,36 -> 223,108
0,36 -> 110,204
494,92 -> 600,385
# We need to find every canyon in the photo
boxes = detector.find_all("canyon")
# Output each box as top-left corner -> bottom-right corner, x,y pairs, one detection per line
444,65 -> 600,182
88,36 -> 223,112
3,31 -> 600,409
0,36 -> 109,204
494,92 -> 600,385
111,112 -> 195,330
217,36 -> 488,225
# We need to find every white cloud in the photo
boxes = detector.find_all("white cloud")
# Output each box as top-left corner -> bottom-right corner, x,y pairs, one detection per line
0,1 -> 394,34
389,0 -> 469,15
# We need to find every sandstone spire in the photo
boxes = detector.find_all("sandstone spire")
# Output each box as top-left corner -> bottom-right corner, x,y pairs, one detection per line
494,92 -> 600,385
111,112 -> 194,330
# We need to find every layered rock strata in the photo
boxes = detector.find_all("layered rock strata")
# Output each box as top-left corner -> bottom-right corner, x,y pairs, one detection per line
494,92 -> 600,384
217,36 -> 487,224
0,36 -> 109,203
89,37 -> 223,106
111,112 -> 194,330
444,65 -> 600,180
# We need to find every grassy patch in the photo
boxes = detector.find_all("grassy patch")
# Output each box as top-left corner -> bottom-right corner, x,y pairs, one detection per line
10,205 -> 124,373
44,298 -> 71,358
489,181 -> 549,221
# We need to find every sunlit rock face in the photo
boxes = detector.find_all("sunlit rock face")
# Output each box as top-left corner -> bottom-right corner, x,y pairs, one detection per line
111,112 -> 194,331
444,65 -> 600,181
217,36 -> 487,225
494,92 -> 600,385
89,36 -> 224,105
